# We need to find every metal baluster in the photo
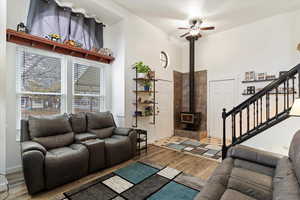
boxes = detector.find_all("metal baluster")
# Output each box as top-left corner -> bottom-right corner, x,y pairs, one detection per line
287,77 -> 290,108
293,76 -> 295,102
256,100 -> 259,127
266,92 -> 270,121
222,108 -> 227,159
253,102 -> 256,130
232,113 -> 236,143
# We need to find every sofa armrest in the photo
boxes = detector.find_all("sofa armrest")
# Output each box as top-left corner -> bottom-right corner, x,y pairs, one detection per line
75,133 -> 98,142
113,128 -> 134,136
21,141 -> 47,155
227,145 -> 281,168
22,149 -> 46,194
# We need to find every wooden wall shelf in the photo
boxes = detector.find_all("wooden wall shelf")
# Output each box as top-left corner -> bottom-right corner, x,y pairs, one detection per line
6,29 -> 114,64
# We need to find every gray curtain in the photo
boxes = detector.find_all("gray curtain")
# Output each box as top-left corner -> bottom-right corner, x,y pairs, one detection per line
27,0 -> 103,50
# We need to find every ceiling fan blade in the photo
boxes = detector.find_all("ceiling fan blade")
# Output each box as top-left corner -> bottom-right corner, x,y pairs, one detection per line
200,26 -> 215,30
180,32 -> 190,38
178,27 -> 189,30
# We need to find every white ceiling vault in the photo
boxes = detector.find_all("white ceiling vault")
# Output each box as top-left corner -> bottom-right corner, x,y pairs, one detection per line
111,0 -> 300,38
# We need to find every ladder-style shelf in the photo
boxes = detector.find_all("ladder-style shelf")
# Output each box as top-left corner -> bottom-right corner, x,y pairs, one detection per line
132,71 -> 158,127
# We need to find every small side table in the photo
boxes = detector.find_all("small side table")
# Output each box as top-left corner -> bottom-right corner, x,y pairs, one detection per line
0,174 -> 8,199
135,129 -> 148,155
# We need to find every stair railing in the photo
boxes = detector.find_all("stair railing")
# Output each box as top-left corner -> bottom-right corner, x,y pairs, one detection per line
222,64 -> 300,159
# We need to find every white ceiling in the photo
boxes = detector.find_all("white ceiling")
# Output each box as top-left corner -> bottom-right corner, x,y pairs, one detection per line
111,0 -> 300,38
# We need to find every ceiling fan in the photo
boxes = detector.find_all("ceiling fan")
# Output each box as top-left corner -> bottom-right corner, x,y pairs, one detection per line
178,18 -> 215,38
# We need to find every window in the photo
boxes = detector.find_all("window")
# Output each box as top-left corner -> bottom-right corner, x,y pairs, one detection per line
16,47 -> 107,126
160,51 -> 169,69
72,62 -> 105,113
16,48 -> 65,120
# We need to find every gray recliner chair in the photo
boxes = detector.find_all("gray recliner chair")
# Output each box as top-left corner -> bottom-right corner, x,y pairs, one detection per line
21,114 -> 89,195
86,112 -> 137,167
194,130 -> 300,200
21,112 -> 137,195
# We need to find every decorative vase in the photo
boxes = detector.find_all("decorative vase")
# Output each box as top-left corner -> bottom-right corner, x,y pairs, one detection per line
137,73 -> 147,79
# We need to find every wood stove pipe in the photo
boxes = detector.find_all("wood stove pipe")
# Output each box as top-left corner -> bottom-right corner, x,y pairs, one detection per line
187,36 -> 198,113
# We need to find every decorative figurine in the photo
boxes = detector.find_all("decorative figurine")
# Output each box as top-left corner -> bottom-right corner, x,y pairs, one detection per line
17,22 -> 28,33
45,34 -> 61,42
64,40 -> 82,48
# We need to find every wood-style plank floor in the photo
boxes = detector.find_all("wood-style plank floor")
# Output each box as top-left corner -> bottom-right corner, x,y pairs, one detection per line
3,144 -> 219,200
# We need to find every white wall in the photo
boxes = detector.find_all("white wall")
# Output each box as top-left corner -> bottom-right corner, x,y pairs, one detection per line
124,15 -> 182,142
104,20 -> 126,126
182,10 -> 300,155
0,0 -> 7,174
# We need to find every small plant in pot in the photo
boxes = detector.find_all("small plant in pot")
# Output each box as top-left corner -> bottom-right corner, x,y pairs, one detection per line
143,80 -> 152,91
132,62 -> 151,79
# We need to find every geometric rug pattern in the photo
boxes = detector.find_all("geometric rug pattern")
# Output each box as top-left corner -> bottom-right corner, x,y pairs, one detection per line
62,162 -> 203,200
164,140 -> 222,162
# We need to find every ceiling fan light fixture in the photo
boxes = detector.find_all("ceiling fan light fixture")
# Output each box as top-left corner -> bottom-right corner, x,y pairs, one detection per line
190,29 -> 199,36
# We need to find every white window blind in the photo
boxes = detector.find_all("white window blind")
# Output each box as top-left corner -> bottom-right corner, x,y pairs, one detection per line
72,62 -> 105,113
16,48 -> 65,120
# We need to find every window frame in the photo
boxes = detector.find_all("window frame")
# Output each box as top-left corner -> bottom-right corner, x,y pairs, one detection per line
71,58 -> 106,113
15,47 -> 109,136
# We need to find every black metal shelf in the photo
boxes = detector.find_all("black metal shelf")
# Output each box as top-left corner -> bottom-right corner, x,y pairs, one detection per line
132,69 -> 158,128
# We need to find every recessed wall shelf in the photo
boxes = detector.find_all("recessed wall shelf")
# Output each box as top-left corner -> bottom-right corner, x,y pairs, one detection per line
6,29 -> 114,64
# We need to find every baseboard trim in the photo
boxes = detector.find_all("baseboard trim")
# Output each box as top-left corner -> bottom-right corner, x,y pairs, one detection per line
6,165 -> 22,175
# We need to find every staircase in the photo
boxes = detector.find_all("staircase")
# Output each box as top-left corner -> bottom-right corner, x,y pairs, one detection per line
222,64 -> 300,159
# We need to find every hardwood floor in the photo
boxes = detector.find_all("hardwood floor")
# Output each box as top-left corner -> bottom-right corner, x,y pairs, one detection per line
3,145 -> 219,200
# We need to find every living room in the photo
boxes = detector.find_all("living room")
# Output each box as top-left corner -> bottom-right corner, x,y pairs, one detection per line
1,0 -> 300,199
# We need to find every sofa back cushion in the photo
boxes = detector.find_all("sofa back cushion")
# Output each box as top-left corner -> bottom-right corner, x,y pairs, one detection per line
33,132 -> 74,150
28,114 -> 74,149
289,130 -> 300,181
87,112 -> 115,130
69,113 -> 87,133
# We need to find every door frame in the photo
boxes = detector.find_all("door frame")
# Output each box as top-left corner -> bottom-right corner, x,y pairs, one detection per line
208,76 -> 239,139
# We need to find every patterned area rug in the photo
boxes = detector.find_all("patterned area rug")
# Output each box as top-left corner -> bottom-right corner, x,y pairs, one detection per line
154,137 -> 222,162
62,161 -> 205,200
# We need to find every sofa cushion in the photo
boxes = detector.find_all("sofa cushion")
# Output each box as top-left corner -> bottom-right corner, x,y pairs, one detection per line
289,130 -> 300,182
104,135 -> 132,166
220,189 -> 256,200
69,113 -> 87,133
273,157 -> 300,200
33,132 -> 74,150
228,145 -> 279,168
89,127 -> 114,139
45,144 -> 89,189
28,114 -> 72,138
234,159 -> 275,177
228,167 -> 273,200
87,112 -> 115,130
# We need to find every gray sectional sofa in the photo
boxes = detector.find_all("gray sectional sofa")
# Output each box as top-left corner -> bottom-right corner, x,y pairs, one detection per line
20,111 -> 137,195
195,131 -> 300,200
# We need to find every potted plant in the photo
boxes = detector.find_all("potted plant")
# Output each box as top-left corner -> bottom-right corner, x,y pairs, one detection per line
132,62 -> 151,78
143,80 -> 152,91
